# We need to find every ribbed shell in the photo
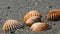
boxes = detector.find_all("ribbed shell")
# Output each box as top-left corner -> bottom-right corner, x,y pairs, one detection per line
30,22 -> 49,32
24,10 -> 41,22
25,16 -> 41,26
46,9 -> 60,21
49,9 -> 60,13
2,19 -> 20,31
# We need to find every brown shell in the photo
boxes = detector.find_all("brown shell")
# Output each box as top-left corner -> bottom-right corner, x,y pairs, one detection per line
49,9 -> 60,13
46,9 -> 60,21
2,19 -> 20,31
23,10 -> 41,22
25,16 -> 41,26
30,22 -> 49,32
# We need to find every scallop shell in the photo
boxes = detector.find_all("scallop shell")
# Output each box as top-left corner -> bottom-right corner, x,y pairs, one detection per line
49,9 -> 60,13
25,16 -> 41,26
23,10 -> 41,22
2,19 -> 20,32
46,9 -> 60,21
30,22 -> 50,32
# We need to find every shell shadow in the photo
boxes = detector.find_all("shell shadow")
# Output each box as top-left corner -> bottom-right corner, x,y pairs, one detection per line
17,22 -> 25,29
45,25 -> 52,30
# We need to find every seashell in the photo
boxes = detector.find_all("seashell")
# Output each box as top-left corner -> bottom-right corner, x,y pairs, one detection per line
25,16 -> 41,26
49,9 -> 60,13
30,22 -> 50,32
46,9 -> 60,21
2,19 -> 20,33
23,10 -> 41,22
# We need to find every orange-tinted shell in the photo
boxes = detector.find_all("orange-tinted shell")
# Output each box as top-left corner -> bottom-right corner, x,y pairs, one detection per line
30,22 -> 49,32
24,10 -> 41,22
25,16 -> 41,26
46,9 -> 60,21
2,19 -> 20,31
49,9 -> 60,13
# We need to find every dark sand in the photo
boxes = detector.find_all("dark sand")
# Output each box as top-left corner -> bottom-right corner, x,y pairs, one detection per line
0,0 -> 60,34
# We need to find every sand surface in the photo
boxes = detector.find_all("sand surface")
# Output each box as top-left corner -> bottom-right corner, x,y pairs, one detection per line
0,0 -> 60,34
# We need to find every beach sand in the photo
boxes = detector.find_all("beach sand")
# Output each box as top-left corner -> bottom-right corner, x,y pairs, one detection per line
0,0 -> 60,34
